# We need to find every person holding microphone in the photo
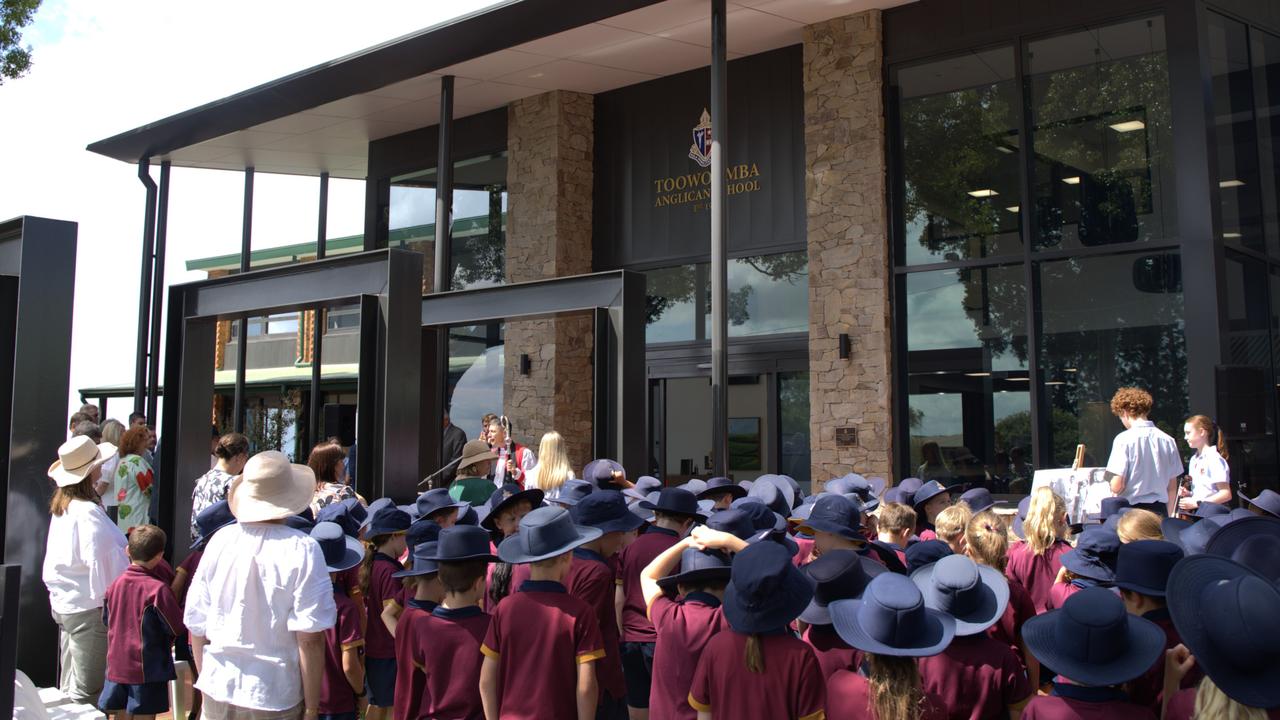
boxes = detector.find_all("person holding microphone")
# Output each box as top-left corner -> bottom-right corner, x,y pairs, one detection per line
1104,387 -> 1184,517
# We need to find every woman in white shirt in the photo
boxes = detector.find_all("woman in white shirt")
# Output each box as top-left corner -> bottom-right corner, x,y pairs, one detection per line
1177,414 -> 1232,513
41,436 -> 129,705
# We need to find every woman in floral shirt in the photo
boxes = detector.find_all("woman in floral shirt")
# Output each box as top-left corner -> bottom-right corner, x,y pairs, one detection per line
307,440 -> 359,515
112,426 -> 155,533
188,432 -> 249,541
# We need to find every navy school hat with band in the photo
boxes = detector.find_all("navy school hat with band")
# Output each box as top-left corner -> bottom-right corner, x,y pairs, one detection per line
912,554 -> 1009,636
1168,554 -> 1280,708
480,486 -> 545,532
796,494 -> 864,543
416,488 -> 469,522
1022,586 -> 1165,687
1165,515 -> 1229,556
310,521 -> 364,573
722,541 -> 815,633
406,517 -> 441,550
359,497 -> 395,533
912,480 -> 953,509
1225,534 -> 1280,581
749,527 -> 800,557
366,505 -> 412,537
699,476 -> 746,501
829,573 -> 955,657
1087,497 -> 1130,524
1060,527 -> 1121,583
706,508 -> 756,540
639,487 -> 707,520
394,541 -> 440,578
882,487 -> 912,506
905,539 -> 953,572
572,490 -> 646,534
846,475 -> 882,512
747,479 -> 793,518
623,476 -> 663,503
800,549 -> 886,626
316,501 -> 362,539
548,479 -> 595,508
657,547 -> 733,592
192,500 -> 236,551
1205,514 -> 1280,559
1245,488 -> 1280,519
958,487 -> 1002,514
426,525 -> 499,562
733,497 -> 786,533
1114,540 -> 1183,597
497,505 -> 603,564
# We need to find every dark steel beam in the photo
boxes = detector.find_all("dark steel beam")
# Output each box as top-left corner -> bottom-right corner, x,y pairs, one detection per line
146,161 -> 170,425
709,0 -> 729,476
593,308 -> 610,461
355,295 -> 379,498
134,161 -> 157,415
310,173 -> 329,450
435,75 -> 454,294
234,168 -> 253,433
421,270 -> 634,325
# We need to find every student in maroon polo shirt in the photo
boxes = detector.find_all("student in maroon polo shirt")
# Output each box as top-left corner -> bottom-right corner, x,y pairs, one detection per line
1046,527 -> 1120,611
796,494 -> 869,558
1162,552 -> 1280,720
688,541 -> 826,720
479,506 -> 606,720
617,487 -> 704,719
639,536 -> 731,720
1020,587 -> 1164,719
480,486 -> 544,611
409,526 -> 497,720
1113,539 -> 1192,712
569,491 -> 647,719
797,549 -> 884,680
1006,487 -> 1071,613
390,540 -> 444,720
912,554 -> 1033,719
309,522 -> 367,720
912,481 -> 954,542
359,505 -> 411,720
826,573 -> 955,720
963,510 -> 1039,690
98,525 -> 186,720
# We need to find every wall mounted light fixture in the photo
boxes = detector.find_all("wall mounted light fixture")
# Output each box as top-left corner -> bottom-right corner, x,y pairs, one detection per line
519,353 -> 531,375
838,333 -> 851,360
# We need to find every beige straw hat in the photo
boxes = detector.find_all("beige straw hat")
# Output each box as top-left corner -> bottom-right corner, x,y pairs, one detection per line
457,439 -> 498,472
47,436 -> 109,488
228,450 -> 316,523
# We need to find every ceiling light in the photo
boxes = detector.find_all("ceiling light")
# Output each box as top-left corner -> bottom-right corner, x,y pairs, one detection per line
1063,368 -> 1078,373
1109,120 -> 1146,133
1062,176 -> 1081,185
1223,232 -> 1243,239
1045,381 -> 1066,386
964,372 -> 992,377
967,189 -> 999,198
1005,377 -> 1030,382
996,146 -> 1015,154
1005,206 -> 1020,213
1220,179 -> 1245,188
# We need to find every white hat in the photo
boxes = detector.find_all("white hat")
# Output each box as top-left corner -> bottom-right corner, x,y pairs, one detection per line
48,436 -> 109,488
228,451 -> 316,523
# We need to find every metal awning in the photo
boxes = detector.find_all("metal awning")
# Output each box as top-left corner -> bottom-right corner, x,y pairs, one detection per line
86,0 -> 910,178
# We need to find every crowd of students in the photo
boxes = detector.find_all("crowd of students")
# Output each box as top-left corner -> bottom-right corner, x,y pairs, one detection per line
37,406 -> 1280,720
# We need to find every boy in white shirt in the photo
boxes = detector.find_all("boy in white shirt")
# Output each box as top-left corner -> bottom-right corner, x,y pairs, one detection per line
1105,387 -> 1184,518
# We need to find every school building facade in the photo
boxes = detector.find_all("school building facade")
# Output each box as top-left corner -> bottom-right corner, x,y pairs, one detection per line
83,0 -> 1280,499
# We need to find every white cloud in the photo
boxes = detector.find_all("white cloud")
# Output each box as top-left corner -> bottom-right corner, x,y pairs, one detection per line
0,0 -> 499,425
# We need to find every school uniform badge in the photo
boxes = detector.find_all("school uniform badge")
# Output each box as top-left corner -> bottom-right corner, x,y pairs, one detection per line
688,109 -> 713,168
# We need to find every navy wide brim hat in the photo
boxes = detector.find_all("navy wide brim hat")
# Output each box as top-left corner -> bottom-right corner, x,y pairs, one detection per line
829,573 -> 955,657
1205,515 -> 1280,559
1022,586 -> 1166,687
191,500 -> 236,551
480,488 -> 546,531
394,541 -> 440,578
311,521 -> 364,573
657,547 -> 733,591
722,541 -> 815,633
1245,489 -> 1280,519
699,476 -> 747,501
799,550 -> 887,626
911,556 -> 1010,636
912,480 -> 953,509
639,487 -> 707,520
497,505 -> 603,564
1168,555 -> 1280,708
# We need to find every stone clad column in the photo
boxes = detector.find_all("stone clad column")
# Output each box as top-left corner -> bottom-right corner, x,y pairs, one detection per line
503,90 -> 595,467
803,10 -> 893,486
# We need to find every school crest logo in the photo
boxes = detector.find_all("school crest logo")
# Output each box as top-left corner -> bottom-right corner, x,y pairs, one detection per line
688,109 -> 713,168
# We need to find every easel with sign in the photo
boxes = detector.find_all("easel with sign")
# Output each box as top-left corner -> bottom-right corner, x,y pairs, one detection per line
1031,444 -> 1111,525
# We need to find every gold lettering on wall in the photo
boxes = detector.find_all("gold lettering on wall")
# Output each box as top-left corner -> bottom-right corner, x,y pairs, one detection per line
652,163 -> 763,211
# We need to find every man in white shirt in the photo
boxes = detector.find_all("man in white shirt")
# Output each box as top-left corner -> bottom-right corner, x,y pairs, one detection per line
1105,387 -> 1184,517
185,451 -> 336,720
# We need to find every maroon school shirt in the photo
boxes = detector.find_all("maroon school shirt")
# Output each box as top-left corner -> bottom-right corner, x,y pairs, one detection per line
1006,540 -> 1071,613
103,564 -> 185,684
827,669 -> 948,720
1022,684 -> 1157,720
319,587 -> 364,716
1127,609 -> 1200,713
689,631 -> 827,720
794,536 -> 816,567
152,557 -> 176,585
1165,688 -> 1280,720
648,592 -> 729,720
617,526 -> 681,643
803,624 -> 860,680
365,552 -> 403,659
565,548 -> 626,703
411,605 -> 490,720
392,599 -> 435,720
481,580 -> 605,720
988,576 -> 1034,666
176,550 -> 202,608
918,633 -> 1032,720
1046,580 -> 1084,611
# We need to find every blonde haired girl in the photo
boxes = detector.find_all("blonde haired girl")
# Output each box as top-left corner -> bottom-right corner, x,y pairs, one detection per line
1005,487 -> 1071,613
529,431 -> 574,497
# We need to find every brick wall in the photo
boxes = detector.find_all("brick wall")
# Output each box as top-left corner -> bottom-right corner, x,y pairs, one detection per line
503,90 -> 596,467
803,10 -> 894,486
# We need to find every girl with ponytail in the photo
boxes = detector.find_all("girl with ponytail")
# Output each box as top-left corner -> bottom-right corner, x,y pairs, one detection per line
1005,487 -> 1071,613
1177,414 -> 1232,514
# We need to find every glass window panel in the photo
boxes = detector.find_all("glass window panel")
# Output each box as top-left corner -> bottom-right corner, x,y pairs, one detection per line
265,313 -> 299,336
326,307 -> 361,333
1226,253 -> 1272,367
896,48 -> 1022,265
1210,14 -> 1265,251
778,371 -> 811,489
1038,251 -> 1187,468
905,265 -> 1030,490
646,264 -> 700,344
722,254 -> 809,337
446,322 -> 505,442
450,186 -> 506,290
1251,29 -> 1280,256
1027,17 -> 1176,251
